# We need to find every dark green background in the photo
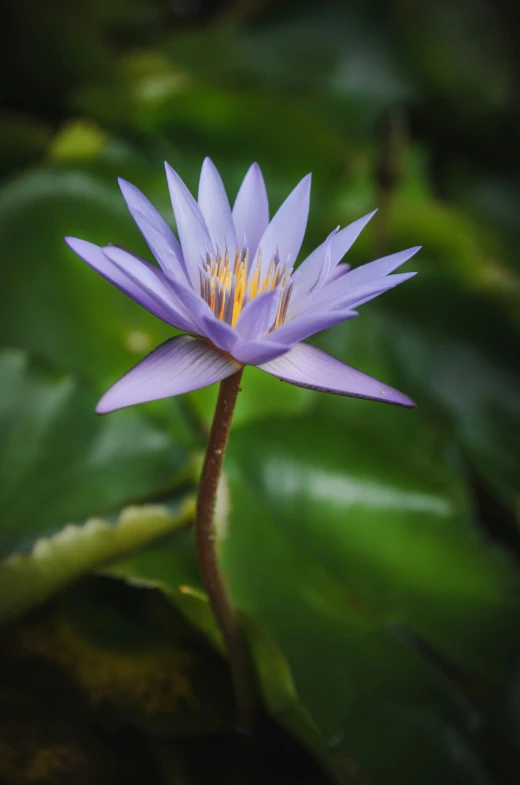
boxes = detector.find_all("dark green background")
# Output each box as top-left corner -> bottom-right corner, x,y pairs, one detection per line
0,1 -> 519,783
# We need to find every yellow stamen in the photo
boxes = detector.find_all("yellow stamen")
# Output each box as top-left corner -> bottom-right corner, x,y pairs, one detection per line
249,256 -> 261,299
200,247 -> 293,331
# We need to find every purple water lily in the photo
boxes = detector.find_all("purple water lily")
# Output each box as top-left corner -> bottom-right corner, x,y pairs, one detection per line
66,159 -> 419,413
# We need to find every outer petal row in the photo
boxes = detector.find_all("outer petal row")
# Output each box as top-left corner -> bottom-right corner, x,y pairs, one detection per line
97,336 -> 414,413
64,238 -> 196,333
97,335 -> 241,413
260,342 -> 415,407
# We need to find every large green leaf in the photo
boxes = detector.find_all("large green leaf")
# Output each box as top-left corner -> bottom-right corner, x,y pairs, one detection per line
220,414 -> 519,783
0,498 -> 194,623
107,551 -> 352,784
377,278 -> 520,504
0,350 -> 189,557
0,167 -> 173,390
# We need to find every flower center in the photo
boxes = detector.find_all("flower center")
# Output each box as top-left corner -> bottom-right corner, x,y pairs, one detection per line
199,248 -> 293,330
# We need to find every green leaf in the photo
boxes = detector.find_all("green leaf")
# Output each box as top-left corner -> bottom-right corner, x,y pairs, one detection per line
0,167 -> 173,390
378,278 -> 520,504
0,349 -> 189,557
107,551 -> 351,783
219,414 -> 519,782
0,497 -> 194,624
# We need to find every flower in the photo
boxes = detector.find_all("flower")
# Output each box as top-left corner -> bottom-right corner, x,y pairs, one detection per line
65,159 -> 419,413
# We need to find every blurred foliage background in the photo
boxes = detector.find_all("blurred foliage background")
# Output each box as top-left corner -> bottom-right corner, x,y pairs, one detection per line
0,0 -> 520,783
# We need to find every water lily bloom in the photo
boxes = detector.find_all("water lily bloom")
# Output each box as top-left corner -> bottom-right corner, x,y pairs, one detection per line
65,159 -> 419,413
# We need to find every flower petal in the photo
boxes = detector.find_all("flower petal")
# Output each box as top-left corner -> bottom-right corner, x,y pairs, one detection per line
231,339 -> 292,366
291,210 -> 377,308
338,246 -> 421,288
163,275 -> 239,352
118,178 -> 186,272
65,238 -> 194,331
232,162 -> 269,257
259,342 -> 415,407
235,289 -> 280,340
254,173 -> 311,279
198,312 -> 240,352
102,245 -> 198,332
165,162 -> 214,288
198,157 -> 237,255
118,190 -> 190,286
288,228 -> 336,315
312,272 -> 416,311
97,335 -> 241,413
328,263 -> 351,282
268,309 -> 357,346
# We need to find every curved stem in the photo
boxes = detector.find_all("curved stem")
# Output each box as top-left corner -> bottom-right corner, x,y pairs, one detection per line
195,367 -> 256,731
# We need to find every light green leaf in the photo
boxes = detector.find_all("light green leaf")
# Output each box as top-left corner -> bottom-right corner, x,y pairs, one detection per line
0,350 -> 190,557
0,499 -> 194,624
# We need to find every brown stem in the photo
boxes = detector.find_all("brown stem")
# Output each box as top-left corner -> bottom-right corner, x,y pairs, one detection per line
195,367 -> 256,731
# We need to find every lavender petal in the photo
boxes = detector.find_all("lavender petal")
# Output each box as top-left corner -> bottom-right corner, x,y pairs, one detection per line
231,339 -> 292,366
235,289 -> 280,340
232,162 -> 269,257
65,238 -> 195,332
291,210 -> 377,309
120,206 -> 190,287
268,309 -> 357,346
253,173 -> 311,279
260,342 -> 415,407
165,162 -> 214,288
97,335 -> 242,413
312,272 -> 416,312
163,275 -> 239,352
102,245 -> 198,330
198,157 -> 237,254
118,178 -> 186,274
337,246 -> 421,289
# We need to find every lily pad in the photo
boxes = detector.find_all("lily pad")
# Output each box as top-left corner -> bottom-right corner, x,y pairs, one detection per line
0,349 -> 189,558
219,414 -> 519,783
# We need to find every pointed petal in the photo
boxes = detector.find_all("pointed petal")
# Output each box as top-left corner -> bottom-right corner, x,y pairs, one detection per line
118,178 -> 185,268
288,228 -> 336,313
103,245 -> 198,332
231,339 -> 291,366
328,263 -> 351,282
235,289 -> 280,340
165,162 -> 214,288
293,210 -> 376,297
313,272 -> 416,311
198,312 -> 239,352
118,190 -> 190,285
254,174 -> 311,278
163,275 -> 239,352
330,210 -> 378,266
198,157 -> 237,254
97,335 -> 241,413
260,343 -> 415,407
65,238 -> 194,332
339,246 -> 421,288
268,309 -> 357,346
232,162 -> 269,257
290,211 -> 377,312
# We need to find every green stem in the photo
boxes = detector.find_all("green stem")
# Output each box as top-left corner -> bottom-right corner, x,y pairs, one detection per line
195,367 -> 256,731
